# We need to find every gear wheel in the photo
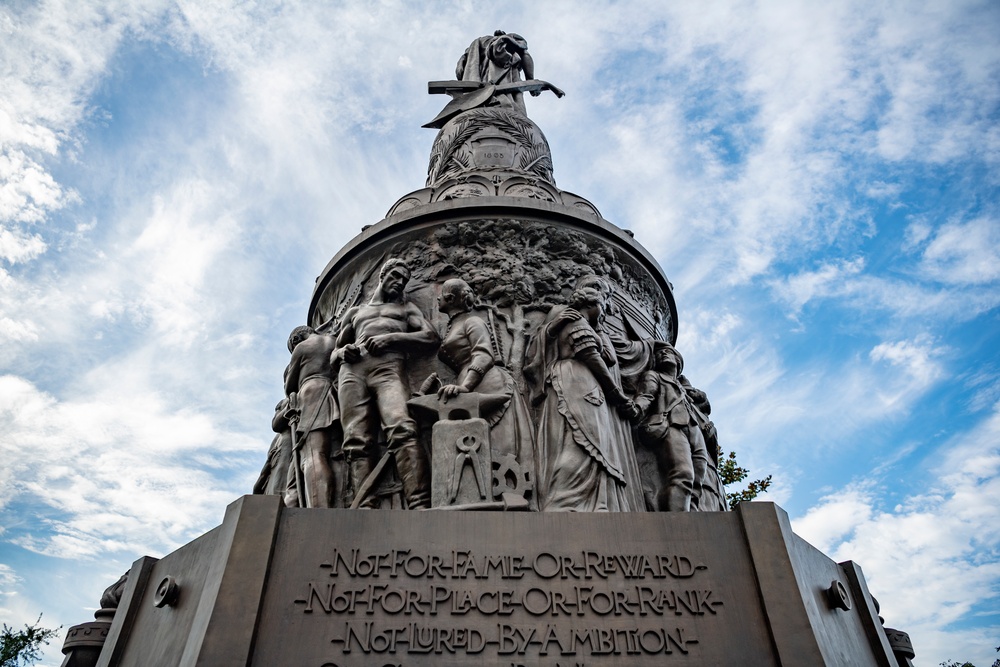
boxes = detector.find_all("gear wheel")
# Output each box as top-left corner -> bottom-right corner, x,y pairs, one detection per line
492,453 -> 533,500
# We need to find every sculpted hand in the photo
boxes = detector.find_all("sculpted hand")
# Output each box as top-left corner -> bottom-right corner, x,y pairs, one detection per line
364,334 -> 394,356
282,405 -> 301,423
607,387 -> 630,407
619,400 -> 642,422
438,384 -> 468,401
341,344 -> 364,363
557,308 -> 583,323
547,307 -> 583,336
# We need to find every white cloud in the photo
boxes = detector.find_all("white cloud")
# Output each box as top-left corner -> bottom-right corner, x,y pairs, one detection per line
903,218 -> 933,250
578,0 -> 1000,302
0,563 -> 17,588
919,216 -> 1000,286
0,227 -> 46,264
0,374 -> 259,558
769,264 -> 1000,323
793,487 -> 875,553
0,149 -> 69,225
870,1 -> 1000,167
870,335 -> 945,389
684,319 -> 949,458
792,400 -> 1000,666
0,1 -> 171,229
0,563 -> 22,618
769,257 -> 866,314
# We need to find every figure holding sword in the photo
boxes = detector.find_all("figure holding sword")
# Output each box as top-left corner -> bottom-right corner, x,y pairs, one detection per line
424,30 -> 565,128
284,325 -> 339,508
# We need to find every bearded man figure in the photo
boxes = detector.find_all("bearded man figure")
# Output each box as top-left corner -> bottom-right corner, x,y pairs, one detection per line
333,259 -> 439,509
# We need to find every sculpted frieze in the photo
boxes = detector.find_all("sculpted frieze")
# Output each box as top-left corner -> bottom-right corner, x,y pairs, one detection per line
267,214 -> 715,512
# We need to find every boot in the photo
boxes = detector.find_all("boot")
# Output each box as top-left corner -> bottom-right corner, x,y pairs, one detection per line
660,484 -> 692,512
394,443 -> 431,509
348,455 -> 379,509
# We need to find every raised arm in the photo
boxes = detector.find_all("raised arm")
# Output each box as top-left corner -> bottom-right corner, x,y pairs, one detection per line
402,302 -> 441,349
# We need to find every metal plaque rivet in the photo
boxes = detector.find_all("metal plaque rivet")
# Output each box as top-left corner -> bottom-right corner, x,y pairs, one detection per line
153,576 -> 179,608
826,580 -> 851,611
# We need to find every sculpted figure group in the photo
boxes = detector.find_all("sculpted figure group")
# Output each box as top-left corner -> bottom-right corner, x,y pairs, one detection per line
255,259 -> 727,513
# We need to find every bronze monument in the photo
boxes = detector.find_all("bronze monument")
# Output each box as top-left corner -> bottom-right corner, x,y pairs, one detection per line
59,31 -> 916,667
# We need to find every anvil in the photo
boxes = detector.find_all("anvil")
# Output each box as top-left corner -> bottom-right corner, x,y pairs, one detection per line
407,391 -> 510,422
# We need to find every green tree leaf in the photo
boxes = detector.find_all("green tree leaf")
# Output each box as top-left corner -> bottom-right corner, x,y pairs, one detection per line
0,616 -> 58,667
718,449 -> 772,506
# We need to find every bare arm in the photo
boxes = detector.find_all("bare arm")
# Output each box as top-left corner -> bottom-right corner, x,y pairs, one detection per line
363,303 -> 440,356
284,349 -> 302,397
403,303 -> 440,348
520,50 -> 535,81
335,308 -> 358,348
333,308 -> 362,363
439,317 -> 495,399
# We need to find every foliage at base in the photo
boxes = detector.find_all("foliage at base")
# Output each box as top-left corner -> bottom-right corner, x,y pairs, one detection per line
0,616 -> 58,667
718,449 -> 772,507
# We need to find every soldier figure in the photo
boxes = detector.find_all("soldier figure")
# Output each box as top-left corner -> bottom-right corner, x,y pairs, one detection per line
333,259 -> 439,509
632,343 -> 709,512
284,326 -> 339,508
681,375 -> 729,511
252,397 -> 293,501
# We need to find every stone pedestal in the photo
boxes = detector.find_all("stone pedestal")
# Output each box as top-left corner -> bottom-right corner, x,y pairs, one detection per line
92,495 -> 896,666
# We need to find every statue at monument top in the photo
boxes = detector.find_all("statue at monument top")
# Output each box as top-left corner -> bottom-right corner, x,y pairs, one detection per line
423,31 -> 563,188
424,30 -> 565,129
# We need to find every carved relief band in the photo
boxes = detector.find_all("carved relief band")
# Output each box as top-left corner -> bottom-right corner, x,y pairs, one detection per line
310,201 -> 677,391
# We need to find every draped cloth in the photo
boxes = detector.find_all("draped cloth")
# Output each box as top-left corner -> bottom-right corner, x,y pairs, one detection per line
294,374 -> 338,442
528,317 -> 646,512
455,33 -> 530,113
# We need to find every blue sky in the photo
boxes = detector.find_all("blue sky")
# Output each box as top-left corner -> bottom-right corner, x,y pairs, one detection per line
1,1 -> 998,664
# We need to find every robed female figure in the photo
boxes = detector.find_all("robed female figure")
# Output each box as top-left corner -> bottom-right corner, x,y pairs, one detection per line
525,286 -> 646,512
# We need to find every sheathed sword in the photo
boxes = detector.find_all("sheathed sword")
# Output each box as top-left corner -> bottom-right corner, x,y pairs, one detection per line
285,392 -> 307,508
423,79 -> 566,129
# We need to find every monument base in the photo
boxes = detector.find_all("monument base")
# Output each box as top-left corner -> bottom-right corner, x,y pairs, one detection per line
87,496 -> 897,666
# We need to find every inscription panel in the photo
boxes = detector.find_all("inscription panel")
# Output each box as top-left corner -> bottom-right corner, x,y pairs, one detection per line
252,511 -> 776,667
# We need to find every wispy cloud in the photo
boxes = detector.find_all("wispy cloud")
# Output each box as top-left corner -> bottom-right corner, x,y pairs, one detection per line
0,3 -> 997,666
0,374 -> 257,558
919,216 -> 1000,286
870,335 -> 946,389
793,399 -> 1000,666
